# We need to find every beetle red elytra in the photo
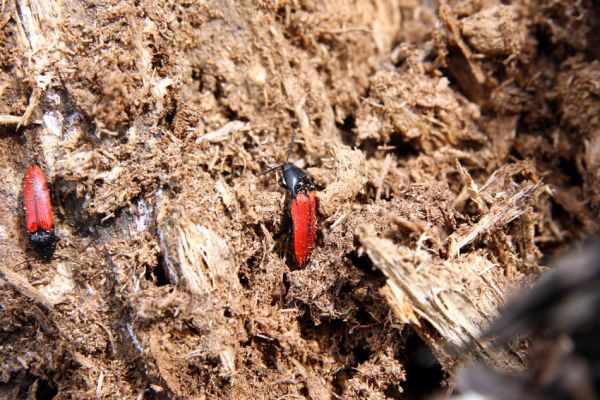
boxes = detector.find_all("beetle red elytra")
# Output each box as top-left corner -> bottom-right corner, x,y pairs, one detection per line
23,164 -> 59,258
289,190 -> 317,265
261,130 -> 317,266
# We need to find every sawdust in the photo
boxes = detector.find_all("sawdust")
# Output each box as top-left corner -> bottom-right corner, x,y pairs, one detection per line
0,0 -> 598,398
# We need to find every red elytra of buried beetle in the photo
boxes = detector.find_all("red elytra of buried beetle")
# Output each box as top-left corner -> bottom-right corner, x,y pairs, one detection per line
23,164 -> 59,259
260,130 -> 317,265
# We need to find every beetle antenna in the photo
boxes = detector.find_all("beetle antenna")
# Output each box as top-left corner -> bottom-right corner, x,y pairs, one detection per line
258,164 -> 283,176
259,128 -> 298,176
285,128 -> 297,164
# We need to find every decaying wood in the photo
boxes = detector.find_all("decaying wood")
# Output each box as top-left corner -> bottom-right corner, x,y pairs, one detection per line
447,181 -> 542,258
0,264 -> 56,309
360,230 -> 525,370
1,0 -> 598,397
359,161 -> 546,372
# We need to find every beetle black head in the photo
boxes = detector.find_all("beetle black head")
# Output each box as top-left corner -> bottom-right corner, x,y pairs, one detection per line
28,229 -> 59,259
259,129 -> 315,196
282,162 -> 314,197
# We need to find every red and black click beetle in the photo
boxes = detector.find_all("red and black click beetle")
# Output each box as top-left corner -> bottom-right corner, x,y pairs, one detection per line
261,131 -> 317,266
23,164 -> 59,258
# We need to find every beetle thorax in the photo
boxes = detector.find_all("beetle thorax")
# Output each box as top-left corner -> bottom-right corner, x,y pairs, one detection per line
282,162 -> 313,196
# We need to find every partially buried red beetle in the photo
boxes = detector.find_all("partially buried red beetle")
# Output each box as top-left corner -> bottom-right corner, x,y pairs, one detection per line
262,131 -> 317,266
23,164 -> 59,258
